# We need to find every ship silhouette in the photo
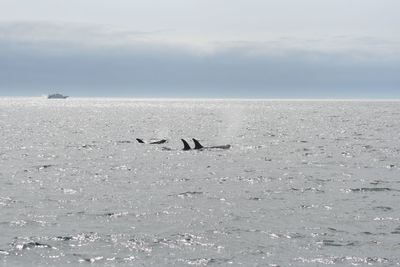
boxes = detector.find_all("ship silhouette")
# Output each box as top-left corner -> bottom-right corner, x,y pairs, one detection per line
47,93 -> 68,99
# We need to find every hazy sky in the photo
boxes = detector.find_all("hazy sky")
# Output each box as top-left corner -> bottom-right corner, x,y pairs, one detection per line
0,0 -> 399,97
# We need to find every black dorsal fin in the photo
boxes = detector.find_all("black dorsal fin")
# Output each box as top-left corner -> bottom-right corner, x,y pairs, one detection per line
192,138 -> 204,149
136,138 -> 145,144
181,139 -> 191,150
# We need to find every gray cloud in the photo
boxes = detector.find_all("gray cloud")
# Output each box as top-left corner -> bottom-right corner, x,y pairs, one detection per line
0,22 -> 399,98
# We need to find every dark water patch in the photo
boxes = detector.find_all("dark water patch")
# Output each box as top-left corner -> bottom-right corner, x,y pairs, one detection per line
370,180 -> 386,185
287,232 -> 306,239
391,226 -> 400,234
373,206 -> 392,212
350,187 -> 397,192
321,239 -> 357,247
35,164 -> 53,170
116,140 -> 132,144
361,231 -> 373,235
361,231 -> 387,236
327,227 -> 348,233
315,178 -> 331,183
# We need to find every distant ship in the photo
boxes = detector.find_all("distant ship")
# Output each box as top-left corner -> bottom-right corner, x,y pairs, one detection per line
47,93 -> 68,99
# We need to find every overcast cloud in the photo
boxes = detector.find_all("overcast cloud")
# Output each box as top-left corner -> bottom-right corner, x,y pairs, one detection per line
0,0 -> 399,97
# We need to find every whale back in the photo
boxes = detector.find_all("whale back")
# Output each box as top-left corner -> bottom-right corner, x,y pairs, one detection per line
150,139 -> 167,144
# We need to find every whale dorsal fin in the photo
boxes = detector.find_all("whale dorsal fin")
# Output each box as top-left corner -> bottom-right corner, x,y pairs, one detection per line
136,138 -> 145,143
181,139 -> 191,150
192,138 -> 204,150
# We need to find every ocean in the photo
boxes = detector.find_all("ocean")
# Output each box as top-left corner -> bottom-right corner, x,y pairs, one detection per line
0,98 -> 399,266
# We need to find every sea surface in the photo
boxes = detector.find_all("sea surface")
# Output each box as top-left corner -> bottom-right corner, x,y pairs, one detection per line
0,98 -> 400,266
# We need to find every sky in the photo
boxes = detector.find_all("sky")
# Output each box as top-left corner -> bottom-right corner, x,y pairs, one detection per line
0,0 -> 399,98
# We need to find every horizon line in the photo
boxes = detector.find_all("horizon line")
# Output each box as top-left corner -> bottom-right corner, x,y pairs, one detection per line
1,96 -> 400,102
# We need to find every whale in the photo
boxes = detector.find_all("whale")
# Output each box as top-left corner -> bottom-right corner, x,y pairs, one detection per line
193,138 -> 231,150
181,138 -> 231,150
136,138 -> 167,144
192,138 -> 204,149
149,139 -> 167,144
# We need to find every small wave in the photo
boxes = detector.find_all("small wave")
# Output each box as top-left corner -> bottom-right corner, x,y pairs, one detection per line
327,227 -> 348,233
80,144 -> 97,149
53,236 -> 73,241
350,187 -> 397,192
391,226 -> 400,234
321,239 -> 358,247
174,191 -> 204,198
74,254 -> 104,263
116,140 -> 132,144
237,176 -> 268,184
295,256 -> 389,265
0,197 -> 16,207
268,232 -> 305,239
0,249 -> 9,255
373,206 -> 392,211
15,241 -> 53,250
172,233 -> 216,248
101,211 -> 129,218
181,257 -> 233,266
370,180 -> 386,185
126,238 -> 152,253
291,187 -> 324,193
